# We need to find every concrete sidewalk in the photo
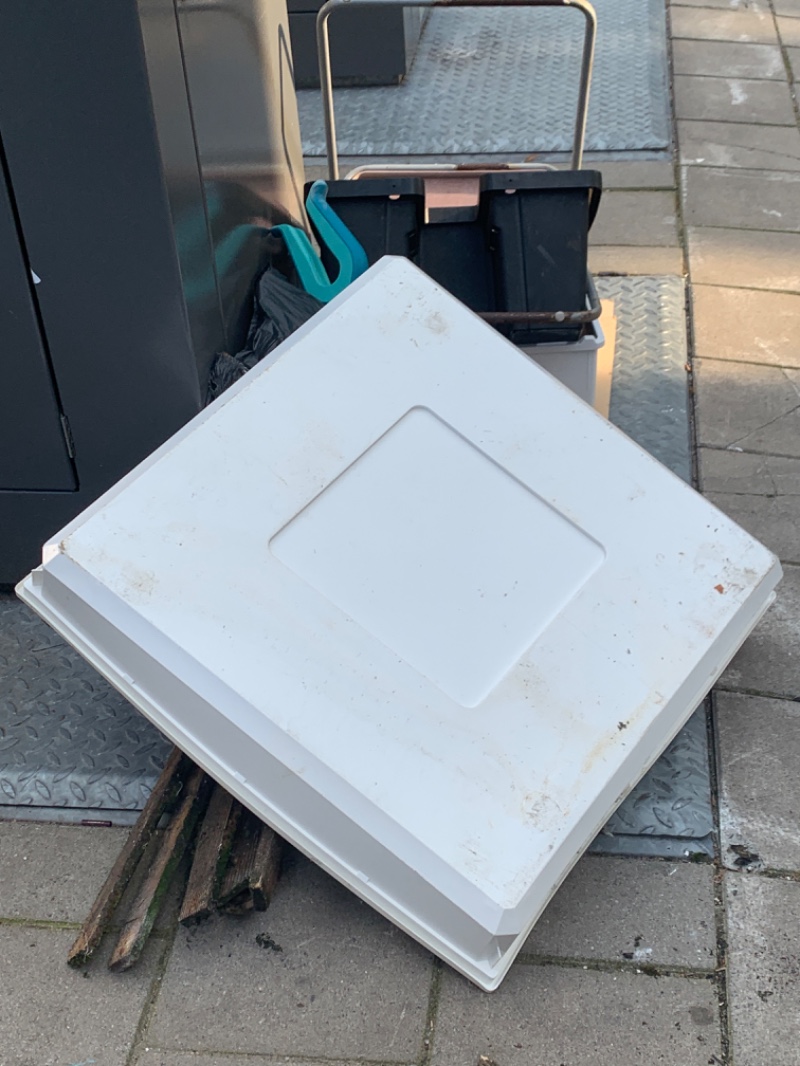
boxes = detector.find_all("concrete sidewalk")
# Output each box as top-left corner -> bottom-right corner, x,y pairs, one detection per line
2,1 -> 800,1064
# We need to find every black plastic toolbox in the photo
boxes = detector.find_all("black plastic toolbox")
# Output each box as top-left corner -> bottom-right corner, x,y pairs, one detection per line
310,169 -> 602,344
481,169 -> 602,343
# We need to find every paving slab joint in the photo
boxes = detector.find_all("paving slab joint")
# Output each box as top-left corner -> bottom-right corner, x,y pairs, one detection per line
125,921 -> 179,1066
712,857 -> 733,1066
602,184 -> 678,191
666,3 -> 693,315
0,911 -> 180,940
689,280 -> 800,298
699,441 -> 800,462
772,0 -> 800,130
684,289 -> 700,490
715,683 -> 800,701
690,218 -> 800,236
419,959 -> 443,1066
730,865 -> 800,881
138,1053 -> 417,1065
512,951 -> 717,978
0,915 -> 82,931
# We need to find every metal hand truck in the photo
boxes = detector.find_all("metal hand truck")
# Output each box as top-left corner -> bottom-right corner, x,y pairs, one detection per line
312,0 -> 602,333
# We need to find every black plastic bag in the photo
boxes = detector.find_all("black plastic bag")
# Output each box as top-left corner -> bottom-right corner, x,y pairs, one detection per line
205,267 -> 323,405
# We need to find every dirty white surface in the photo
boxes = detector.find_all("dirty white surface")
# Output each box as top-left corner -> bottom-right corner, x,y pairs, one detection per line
19,258 -> 780,990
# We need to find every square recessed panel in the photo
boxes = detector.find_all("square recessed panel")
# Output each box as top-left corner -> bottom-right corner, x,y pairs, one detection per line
271,407 -> 604,707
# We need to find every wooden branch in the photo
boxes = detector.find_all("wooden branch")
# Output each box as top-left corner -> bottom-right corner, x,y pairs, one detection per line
67,747 -> 190,968
108,765 -> 211,972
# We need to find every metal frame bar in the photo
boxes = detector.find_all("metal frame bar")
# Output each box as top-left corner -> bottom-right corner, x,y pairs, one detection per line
345,161 -> 557,179
316,0 -> 597,180
480,271 -> 601,327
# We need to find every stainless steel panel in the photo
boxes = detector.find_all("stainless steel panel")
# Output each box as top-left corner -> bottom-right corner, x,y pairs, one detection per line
177,0 -> 308,352
138,0 -> 228,381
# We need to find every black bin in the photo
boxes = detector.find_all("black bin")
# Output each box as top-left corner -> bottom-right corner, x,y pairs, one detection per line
480,169 -> 602,344
417,221 -> 494,312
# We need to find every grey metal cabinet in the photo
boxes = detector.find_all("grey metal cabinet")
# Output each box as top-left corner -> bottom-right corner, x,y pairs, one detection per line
0,0 -> 305,584
0,162 -> 75,492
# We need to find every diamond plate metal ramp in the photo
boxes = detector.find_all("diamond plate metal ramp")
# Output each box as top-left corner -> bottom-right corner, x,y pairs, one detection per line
0,276 -> 711,857
297,0 -> 671,157
592,275 -> 714,858
589,703 -> 713,857
603,275 -> 692,485
0,596 -> 171,812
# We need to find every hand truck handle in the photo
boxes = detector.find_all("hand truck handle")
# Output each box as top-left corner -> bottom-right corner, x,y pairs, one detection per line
316,0 -> 597,180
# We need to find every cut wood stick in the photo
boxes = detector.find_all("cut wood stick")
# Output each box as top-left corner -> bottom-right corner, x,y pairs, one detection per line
217,807 -> 282,913
216,806 -> 260,908
219,888 -> 255,916
108,765 -> 212,973
179,783 -> 241,925
250,823 -> 282,912
67,747 -> 190,968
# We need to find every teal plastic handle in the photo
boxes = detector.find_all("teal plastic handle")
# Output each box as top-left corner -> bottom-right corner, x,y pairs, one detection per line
306,180 -> 369,279
272,181 -> 369,303
272,224 -> 341,303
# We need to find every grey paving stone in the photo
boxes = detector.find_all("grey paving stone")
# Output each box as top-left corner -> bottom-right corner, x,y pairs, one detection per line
693,359 -> 800,455
679,120 -> 800,170
0,923 -> 160,1066
591,161 -> 676,190
145,854 -> 433,1060
671,6 -> 778,42
688,226 -> 800,290
0,817 -> 187,934
700,448 -> 800,495
589,190 -> 679,247
674,75 -> 796,125
0,822 -> 127,922
774,0 -> 800,16
699,450 -> 800,561
673,39 -> 786,78
683,167 -> 800,231
716,691 -> 800,870
725,873 -> 800,1065
706,490 -> 800,561
522,856 -> 716,968
691,285 -> 800,366
589,245 -> 685,275
788,45 -> 800,75
721,562 -> 800,697
778,15 -> 800,45
431,965 -> 721,1066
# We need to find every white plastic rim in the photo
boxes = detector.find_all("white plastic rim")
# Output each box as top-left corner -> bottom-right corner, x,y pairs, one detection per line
19,258 -> 781,990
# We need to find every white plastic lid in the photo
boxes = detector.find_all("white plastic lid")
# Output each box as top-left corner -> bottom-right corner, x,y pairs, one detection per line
19,258 -> 780,989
